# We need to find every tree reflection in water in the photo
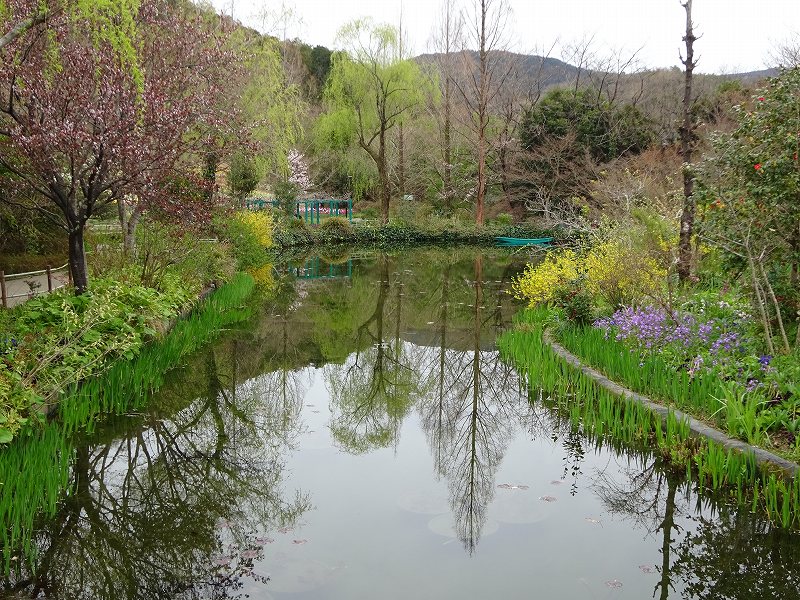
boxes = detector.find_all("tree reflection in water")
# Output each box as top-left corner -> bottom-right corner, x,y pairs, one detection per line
592,450 -> 800,600
2,340 -> 309,599
413,256 -> 528,553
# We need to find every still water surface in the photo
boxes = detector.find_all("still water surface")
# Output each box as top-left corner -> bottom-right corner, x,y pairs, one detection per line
2,246 -> 799,599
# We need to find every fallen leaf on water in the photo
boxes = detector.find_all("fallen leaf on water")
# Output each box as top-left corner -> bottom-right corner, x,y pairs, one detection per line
605,579 -> 623,588
550,480 -> 565,485
292,539 -> 308,545
255,537 -> 274,545
539,495 -> 557,502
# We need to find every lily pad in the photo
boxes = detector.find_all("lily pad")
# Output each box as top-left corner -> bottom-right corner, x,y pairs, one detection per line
638,564 -> 655,574
584,517 -> 601,525
426,513 -> 499,538
256,537 -> 275,545
497,483 -> 529,490
397,490 -> 450,515
241,549 -> 260,559
539,495 -> 558,503
605,579 -> 623,588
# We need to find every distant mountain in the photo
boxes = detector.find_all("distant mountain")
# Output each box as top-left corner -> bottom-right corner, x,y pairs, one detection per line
415,50 -> 581,89
415,50 -> 779,89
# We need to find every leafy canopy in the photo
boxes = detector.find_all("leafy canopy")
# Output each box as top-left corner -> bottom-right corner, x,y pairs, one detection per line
316,18 -> 436,152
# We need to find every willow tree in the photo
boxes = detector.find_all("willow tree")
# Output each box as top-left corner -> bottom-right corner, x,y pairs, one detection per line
316,18 -> 435,224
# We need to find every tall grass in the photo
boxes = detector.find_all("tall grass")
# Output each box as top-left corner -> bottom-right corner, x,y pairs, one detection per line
557,324 -> 727,416
0,273 -> 255,573
498,309 -> 800,529
59,273 -> 255,434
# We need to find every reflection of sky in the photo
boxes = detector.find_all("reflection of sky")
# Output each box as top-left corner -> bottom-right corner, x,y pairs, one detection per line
266,359 -> 694,600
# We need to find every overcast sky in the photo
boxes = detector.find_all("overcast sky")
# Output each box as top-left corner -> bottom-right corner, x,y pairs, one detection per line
212,0 -> 799,74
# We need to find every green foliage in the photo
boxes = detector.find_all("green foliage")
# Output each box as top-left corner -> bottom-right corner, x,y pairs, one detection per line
697,66 -> 800,353
318,216 -> 353,239
0,276 -> 196,441
314,19 -> 438,220
234,33 -> 305,174
491,213 -> 515,227
273,179 -> 299,218
521,88 -> 654,162
228,151 -> 261,201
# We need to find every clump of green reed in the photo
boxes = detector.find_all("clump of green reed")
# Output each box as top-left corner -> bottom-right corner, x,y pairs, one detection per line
557,324 -> 727,416
0,427 -> 70,574
58,273 -> 255,434
498,310 -> 800,529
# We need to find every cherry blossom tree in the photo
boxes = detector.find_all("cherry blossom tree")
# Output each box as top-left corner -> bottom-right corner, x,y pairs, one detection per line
0,0 -> 233,293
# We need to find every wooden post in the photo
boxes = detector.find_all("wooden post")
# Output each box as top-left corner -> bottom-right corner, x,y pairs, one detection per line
0,271 -> 6,308
46,265 -> 53,292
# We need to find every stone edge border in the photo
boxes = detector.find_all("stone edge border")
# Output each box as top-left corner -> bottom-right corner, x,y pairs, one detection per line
544,331 -> 800,478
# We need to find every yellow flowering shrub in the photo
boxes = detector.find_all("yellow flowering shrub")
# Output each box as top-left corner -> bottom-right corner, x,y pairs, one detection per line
584,240 -> 666,306
512,250 -> 580,307
513,240 -> 667,310
234,211 -> 274,248
249,263 -> 276,291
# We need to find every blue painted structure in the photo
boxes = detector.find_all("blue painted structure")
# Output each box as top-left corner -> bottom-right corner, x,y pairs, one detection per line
245,198 -> 353,224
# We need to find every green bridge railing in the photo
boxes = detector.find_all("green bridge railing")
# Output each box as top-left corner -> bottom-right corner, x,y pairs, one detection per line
245,198 -> 353,224
291,257 -> 353,279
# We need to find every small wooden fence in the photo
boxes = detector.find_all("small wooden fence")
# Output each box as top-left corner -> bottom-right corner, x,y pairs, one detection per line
0,264 -> 70,308
245,198 -> 353,224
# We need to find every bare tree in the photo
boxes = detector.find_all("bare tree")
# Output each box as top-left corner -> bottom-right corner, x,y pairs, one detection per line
770,32 -> 800,68
677,0 -> 698,280
428,0 -> 465,209
454,0 -> 514,226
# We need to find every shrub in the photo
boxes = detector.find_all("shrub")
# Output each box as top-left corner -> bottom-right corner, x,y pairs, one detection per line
223,211 -> 273,270
274,180 -> 299,219
511,250 -> 580,306
492,213 -> 515,227
319,216 -> 353,237
584,239 -> 666,306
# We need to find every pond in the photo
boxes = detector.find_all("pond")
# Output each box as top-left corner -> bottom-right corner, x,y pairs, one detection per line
1,246 -> 799,599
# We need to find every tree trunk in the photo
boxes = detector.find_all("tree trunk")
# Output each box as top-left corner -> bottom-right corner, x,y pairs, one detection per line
68,225 -> 89,295
116,197 -> 128,233
124,206 -> 142,254
443,75 -> 453,210
398,123 -> 406,198
677,0 -> 696,281
475,0 -> 489,227
379,128 -> 390,225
